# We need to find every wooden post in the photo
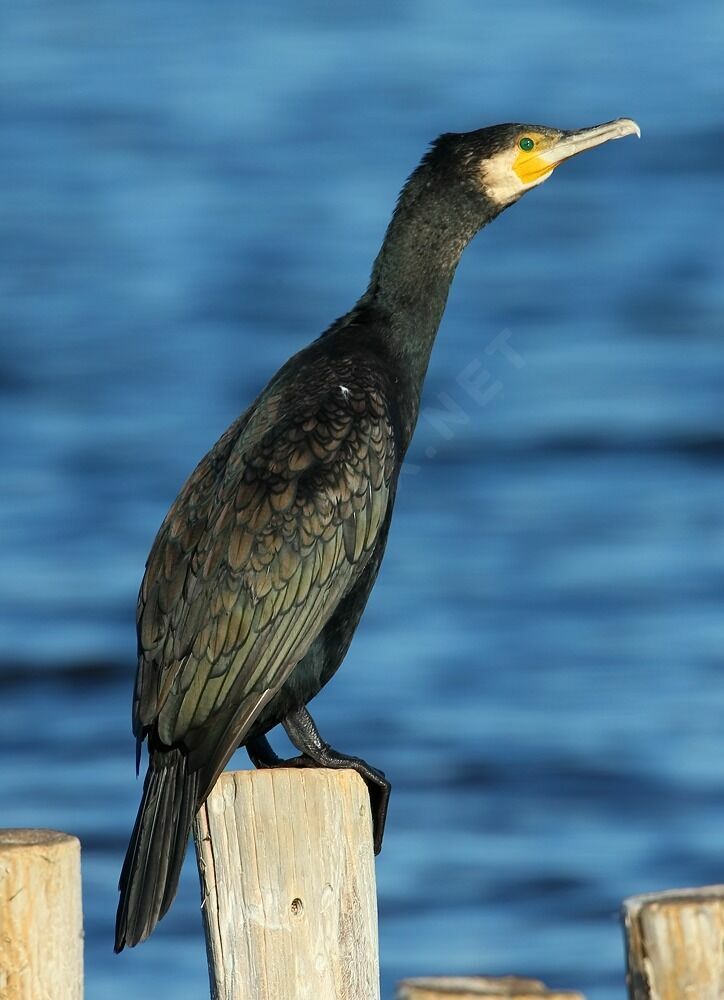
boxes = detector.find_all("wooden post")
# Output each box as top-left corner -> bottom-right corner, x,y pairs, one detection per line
396,977 -> 584,999
0,829 -> 83,1000
623,886 -> 724,999
193,768 -> 380,1000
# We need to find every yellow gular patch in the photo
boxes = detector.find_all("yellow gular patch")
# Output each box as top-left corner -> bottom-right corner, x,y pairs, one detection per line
512,133 -> 556,185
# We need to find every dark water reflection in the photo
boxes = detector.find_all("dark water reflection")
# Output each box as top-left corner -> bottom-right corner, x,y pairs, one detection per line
2,2 -> 724,997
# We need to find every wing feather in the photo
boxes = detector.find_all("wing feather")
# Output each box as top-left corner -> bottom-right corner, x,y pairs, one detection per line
133,355 -> 396,793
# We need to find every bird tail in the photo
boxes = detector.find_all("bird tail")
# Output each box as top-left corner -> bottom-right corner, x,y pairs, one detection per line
114,747 -> 199,951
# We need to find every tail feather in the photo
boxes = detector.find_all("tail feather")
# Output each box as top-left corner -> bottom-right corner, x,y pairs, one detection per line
115,748 -> 199,951
161,754 -> 200,914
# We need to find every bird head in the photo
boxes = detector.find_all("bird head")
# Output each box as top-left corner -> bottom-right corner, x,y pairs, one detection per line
430,118 -> 640,210
366,117 -> 641,321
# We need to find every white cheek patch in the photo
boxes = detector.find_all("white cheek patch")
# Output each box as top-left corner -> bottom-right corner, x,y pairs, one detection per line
480,147 -> 553,206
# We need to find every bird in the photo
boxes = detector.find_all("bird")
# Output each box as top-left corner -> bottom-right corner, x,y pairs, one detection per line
115,117 -> 640,951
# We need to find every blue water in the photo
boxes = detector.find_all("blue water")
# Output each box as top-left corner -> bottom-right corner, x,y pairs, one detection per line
2,2 -> 724,997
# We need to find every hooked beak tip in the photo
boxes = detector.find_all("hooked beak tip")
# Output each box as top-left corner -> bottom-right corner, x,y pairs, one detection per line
542,117 -> 641,168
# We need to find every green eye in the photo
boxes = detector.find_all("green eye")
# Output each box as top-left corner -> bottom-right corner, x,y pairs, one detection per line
519,137 -> 535,152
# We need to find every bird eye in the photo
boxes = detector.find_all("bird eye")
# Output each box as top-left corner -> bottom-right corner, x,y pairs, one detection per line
519,137 -> 535,152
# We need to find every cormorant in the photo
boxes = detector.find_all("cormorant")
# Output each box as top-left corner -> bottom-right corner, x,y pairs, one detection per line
115,117 -> 640,950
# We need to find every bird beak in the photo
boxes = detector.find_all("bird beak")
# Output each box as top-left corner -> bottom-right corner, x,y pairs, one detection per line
539,118 -> 641,169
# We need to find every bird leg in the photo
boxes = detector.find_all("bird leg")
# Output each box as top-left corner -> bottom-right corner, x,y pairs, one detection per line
284,707 -> 391,855
245,734 -> 287,769
245,731 -> 323,772
245,708 -> 390,854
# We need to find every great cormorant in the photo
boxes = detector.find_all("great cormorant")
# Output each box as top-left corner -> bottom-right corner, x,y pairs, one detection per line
115,117 -> 640,950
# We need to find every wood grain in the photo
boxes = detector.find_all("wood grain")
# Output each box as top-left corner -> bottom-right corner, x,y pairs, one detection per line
0,829 -> 83,1000
624,886 -> 724,999
194,768 -> 379,1000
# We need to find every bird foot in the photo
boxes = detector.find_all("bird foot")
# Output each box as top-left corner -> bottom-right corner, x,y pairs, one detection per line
248,746 -> 317,771
246,734 -> 389,854
302,744 -> 389,855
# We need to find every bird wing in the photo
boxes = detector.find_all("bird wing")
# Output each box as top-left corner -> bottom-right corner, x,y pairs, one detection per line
133,353 -> 396,794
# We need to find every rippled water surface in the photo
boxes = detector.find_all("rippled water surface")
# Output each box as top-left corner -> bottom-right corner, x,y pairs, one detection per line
2,2 -> 724,997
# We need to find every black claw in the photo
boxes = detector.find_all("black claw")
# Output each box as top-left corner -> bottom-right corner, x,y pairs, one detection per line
247,738 -> 390,852
246,735 -> 283,769
274,753 -> 319,770
360,766 -> 390,855
246,737 -> 316,772
252,709 -> 392,853
312,750 -> 390,853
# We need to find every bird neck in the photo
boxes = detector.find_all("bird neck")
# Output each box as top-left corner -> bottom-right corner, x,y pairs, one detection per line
358,163 -> 499,441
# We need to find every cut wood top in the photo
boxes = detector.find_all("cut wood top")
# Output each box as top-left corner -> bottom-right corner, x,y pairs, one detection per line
624,884 -> 724,909
0,829 -> 79,850
396,975 -> 585,998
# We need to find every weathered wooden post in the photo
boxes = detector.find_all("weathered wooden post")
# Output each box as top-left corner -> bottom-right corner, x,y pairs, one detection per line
0,829 -> 83,1000
396,976 -> 584,998
193,768 -> 379,1000
623,885 -> 724,999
